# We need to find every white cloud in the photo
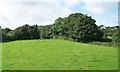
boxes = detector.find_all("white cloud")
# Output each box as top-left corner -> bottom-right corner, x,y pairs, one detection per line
0,0 -> 118,29
84,5 -> 106,14
0,1 -> 72,29
61,0 -> 81,7
1,0 -> 119,3
81,0 -> 119,2
84,2 -> 118,26
83,2 -> 118,14
0,0 -> 59,3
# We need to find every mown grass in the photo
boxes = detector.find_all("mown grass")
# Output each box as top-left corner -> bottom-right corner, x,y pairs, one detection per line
2,39 -> 118,70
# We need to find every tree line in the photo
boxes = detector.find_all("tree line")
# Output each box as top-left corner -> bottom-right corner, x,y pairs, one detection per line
1,13 -> 120,43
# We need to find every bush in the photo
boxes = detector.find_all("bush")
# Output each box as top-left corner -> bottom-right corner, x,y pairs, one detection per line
112,29 -> 120,43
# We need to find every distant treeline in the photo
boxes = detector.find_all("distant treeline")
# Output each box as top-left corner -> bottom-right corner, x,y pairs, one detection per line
1,13 -> 120,43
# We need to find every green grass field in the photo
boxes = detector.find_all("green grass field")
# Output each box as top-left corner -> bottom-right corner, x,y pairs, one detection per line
2,39 -> 118,70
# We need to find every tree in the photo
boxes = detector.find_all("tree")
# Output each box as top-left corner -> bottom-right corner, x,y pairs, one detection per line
14,24 -> 40,40
39,25 -> 52,39
112,28 -> 120,42
51,13 -> 104,42
14,24 -> 31,40
2,13 -> 105,43
2,28 -> 12,42
30,25 -> 40,39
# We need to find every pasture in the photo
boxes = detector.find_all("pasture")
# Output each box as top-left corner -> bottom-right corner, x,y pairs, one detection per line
2,39 -> 118,70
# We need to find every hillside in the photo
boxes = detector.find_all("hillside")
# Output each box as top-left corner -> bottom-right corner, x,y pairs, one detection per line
2,39 -> 118,70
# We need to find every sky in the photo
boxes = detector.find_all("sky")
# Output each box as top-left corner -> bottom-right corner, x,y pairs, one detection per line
0,0 -> 119,30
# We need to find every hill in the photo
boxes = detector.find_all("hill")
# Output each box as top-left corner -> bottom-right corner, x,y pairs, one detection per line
2,39 -> 118,70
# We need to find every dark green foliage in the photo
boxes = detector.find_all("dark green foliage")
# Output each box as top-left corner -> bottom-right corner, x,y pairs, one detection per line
29,25 -> 40,39
2,28 -> 12,42
38,25 -> 52,39
100,26 -> 119,42
14,24 -> 31,40
2,24 -> 40,42
101,26 -> 117,38
51,13 -> 104,42
112,28 -> 120,43
2,13 -> 118,43
14,24 -> 40,40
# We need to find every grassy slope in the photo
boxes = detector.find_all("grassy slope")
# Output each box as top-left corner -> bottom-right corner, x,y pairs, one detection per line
2,39 -> 118,70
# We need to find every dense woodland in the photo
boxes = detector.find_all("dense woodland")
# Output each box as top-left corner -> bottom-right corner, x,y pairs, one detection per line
1,13 -> 120,45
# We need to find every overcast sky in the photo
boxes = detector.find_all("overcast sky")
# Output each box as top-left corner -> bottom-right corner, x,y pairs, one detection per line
0,0 -> 119,30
